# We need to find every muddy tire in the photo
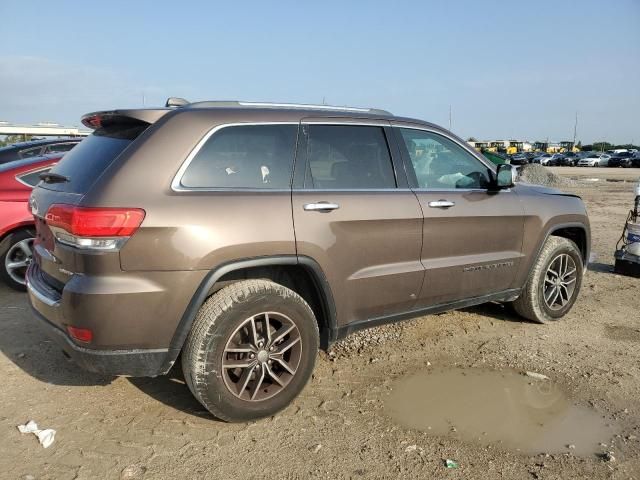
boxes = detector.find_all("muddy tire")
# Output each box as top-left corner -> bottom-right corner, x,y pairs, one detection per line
513,236 -> 583,324
182,279 -> 319,422
0,229 -> 35,291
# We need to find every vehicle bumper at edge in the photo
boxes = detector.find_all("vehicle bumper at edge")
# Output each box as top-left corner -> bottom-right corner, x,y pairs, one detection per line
27,301 -> 168,376
25,262 -> 202,376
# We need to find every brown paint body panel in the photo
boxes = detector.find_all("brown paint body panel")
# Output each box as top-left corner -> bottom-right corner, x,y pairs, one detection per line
414,189 -> 525,306
292,190 -> 424,326
512,183 -> 590,286
119,192 -> 295,271
26,104 -> 591,373
29,266 -> 206,349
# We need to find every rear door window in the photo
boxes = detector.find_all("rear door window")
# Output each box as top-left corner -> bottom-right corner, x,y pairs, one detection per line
304,125 -> 396,189
43,124 -> 147,193
179,124 -> 298,189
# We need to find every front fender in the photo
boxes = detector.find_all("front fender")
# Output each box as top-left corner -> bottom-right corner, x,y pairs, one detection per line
514,186 -> 590,287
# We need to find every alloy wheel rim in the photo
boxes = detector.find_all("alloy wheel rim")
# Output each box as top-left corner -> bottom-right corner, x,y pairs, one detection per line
543,253 -> 577,311
5,238 -> 34,285
221,312 -> 302,402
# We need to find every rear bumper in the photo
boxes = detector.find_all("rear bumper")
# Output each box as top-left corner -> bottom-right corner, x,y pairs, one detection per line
25,262 -> 202,376
28,302 -> 168,376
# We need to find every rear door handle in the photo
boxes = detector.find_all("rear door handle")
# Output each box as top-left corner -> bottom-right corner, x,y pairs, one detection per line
303,202 -> 340,212
428,200 -> 455,209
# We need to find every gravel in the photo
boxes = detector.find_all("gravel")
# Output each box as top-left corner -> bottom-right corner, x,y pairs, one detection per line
330,322 -> 406,356
518,164 -> 575,188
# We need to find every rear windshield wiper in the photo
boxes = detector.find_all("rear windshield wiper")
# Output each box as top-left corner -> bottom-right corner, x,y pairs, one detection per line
40,172 -> 70,184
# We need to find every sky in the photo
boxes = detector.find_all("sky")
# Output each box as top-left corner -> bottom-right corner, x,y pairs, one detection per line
0,0 -> 639,144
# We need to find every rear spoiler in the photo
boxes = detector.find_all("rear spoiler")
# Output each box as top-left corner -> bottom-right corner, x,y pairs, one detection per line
81,109 -> 170,130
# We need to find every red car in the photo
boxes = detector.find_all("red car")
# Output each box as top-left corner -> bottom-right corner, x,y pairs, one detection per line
0,154 -> 62,290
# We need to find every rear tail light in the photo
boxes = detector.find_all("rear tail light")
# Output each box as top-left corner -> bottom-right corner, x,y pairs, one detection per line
45,204 -> 145,250
66,325 -> 93,343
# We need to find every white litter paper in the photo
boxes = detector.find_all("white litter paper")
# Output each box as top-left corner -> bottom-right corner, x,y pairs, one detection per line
17,420 -> 56,448
525,371 -> 550,381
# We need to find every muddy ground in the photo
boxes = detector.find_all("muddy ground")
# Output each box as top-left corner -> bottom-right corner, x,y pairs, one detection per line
1,169 -> 639,479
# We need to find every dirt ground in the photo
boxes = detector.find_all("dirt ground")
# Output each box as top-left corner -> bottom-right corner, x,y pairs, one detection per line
1,169 -> 639,479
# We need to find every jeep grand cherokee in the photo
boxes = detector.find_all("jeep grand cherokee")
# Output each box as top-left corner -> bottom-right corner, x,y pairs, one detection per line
26,100 -> 590,421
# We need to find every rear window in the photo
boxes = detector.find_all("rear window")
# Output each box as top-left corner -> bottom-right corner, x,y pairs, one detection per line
179,124 -> 298,189
43,124 -> 146,193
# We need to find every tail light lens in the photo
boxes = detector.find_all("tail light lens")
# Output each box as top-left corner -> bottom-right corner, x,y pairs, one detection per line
46,205 -> 145,237
66,325 -> 93,343
44,204 -> 145,250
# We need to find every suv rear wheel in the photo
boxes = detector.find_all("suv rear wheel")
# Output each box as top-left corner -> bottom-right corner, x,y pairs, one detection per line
0,229 -> 35,291
182,279 -> 319,422
513,236 -> 583,323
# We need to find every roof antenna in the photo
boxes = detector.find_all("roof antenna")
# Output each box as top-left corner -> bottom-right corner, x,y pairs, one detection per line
165,97 -> 190,108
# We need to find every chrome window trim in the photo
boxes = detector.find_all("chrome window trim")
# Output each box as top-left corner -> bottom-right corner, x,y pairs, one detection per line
15,164 -> 57,188
412,187 -> 512,194
171,122 -> 299,192
292,188 -> 412,193
302,120 -> 391,127
412,188 -> 493,193
173,188 -> 293,194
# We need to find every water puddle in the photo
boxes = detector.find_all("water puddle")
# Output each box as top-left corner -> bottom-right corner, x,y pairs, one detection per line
385,367 -> 618,456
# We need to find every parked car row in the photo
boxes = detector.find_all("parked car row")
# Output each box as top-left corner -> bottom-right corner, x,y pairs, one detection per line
607,150 -> 639,168
508,149 -> 640,167
0,137 -> 81,165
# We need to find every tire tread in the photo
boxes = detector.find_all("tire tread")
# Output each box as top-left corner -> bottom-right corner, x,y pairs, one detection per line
513,236 -> 582,323
182,279 -> 317,422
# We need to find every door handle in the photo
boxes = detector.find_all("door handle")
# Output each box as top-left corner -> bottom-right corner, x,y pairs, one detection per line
428,200 -> 455,208
303,202 -> 340,212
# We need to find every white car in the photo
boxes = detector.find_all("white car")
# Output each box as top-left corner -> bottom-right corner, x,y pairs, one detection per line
541,153 -> 565,166
535,153 -> 552,165
578,153 -> 610,167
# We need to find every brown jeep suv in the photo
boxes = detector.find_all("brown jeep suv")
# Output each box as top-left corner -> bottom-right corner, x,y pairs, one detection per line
26,100 -> 590,421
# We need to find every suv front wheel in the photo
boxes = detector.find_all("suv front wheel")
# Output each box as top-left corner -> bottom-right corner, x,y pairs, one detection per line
513,236 -> 584,323
182,279 -> 319,422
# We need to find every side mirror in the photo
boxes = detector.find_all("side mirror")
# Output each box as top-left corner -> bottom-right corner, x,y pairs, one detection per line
495,163 -> 516,189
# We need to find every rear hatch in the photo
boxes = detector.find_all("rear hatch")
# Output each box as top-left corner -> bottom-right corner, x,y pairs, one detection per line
30,110 -> 167,292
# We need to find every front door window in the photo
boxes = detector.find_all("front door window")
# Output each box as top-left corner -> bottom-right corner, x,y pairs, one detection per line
399,128 -> 491,189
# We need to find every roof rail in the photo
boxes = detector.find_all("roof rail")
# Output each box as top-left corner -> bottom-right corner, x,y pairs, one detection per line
182,100 -> 392,116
